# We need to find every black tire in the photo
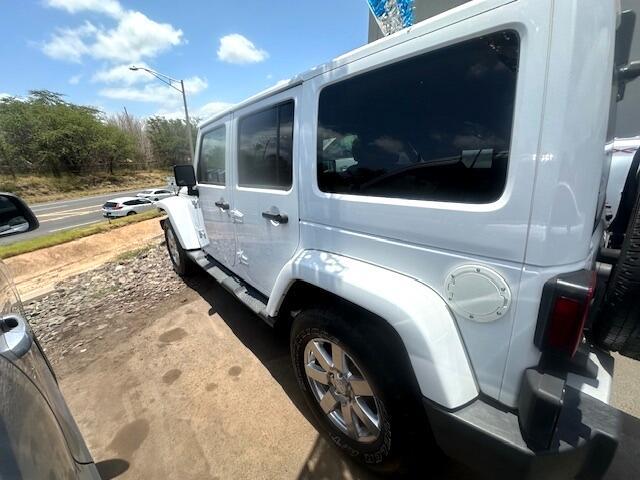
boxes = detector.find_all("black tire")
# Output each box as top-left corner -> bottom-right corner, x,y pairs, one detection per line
126,211 -> 136,216
594,184 -> 640,359
290,305 -> 431,475
163,222 -> 196,277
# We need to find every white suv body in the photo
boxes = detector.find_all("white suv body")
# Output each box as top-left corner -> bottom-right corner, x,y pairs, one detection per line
159,1 -> 630,476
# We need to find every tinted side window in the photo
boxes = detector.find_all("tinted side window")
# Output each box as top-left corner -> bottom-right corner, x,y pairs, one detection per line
198,126 -> 226,185
238,101 -> 294,190
317,31 -> 519,204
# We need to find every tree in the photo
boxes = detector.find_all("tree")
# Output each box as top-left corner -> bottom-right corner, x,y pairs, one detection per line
0,90 -> 147,176
107,109 -> 153,168
145,116 -> 198,167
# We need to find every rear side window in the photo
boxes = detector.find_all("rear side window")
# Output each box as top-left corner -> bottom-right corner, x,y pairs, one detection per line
104,202 -> 117,208
198,126 -> 226,185
317,30 -> 520,204
238,101 -> 294,190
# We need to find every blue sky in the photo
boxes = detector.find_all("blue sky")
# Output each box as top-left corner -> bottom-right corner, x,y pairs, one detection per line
0,0 -> 369,119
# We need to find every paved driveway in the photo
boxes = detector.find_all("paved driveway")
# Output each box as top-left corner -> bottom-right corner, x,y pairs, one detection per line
51,267 -> 639,479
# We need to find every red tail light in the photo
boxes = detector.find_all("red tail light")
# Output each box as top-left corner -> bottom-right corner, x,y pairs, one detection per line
534,270 -> 597,358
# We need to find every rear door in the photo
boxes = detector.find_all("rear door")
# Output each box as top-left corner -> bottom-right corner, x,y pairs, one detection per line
231,88 -> 300,295
0,261 -> 95,478
135,199 -> 153,212
197,115 -> 237,268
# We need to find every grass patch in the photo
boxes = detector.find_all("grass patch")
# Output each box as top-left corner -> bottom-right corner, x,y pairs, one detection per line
114,243 -> 156,263
0,170 -> 170,204
0,209 -> 164,259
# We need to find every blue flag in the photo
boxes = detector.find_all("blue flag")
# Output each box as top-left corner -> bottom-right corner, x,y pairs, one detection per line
368,0 -> 415,36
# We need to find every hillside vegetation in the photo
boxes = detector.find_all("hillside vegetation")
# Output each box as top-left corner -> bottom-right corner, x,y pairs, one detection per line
0,90 -> 197,201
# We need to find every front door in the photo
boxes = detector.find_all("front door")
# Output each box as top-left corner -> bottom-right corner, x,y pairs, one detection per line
231,88 -> 300,296
197,115 -> 236,269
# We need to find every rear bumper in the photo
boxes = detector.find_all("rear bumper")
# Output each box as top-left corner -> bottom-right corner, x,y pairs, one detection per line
425,369 -> 621,479
102,210 -> 125,217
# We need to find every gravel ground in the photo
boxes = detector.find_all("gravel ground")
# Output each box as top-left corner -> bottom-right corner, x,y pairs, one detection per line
23,242 -> 186,368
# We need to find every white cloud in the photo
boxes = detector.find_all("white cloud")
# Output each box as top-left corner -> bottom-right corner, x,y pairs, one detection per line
99,76 -> 207,104
42,10 -> 183,63
0,93 -> 12,99
92,63 -> 151,85
217,34 -> 268,64
91,11 -> 183,63
198,101 -> 234,118
154,100 -> 234,121
152,108 -> 185,120
45,0 -> 124,18
42,22 -> 96,63
68,74 -> 82,85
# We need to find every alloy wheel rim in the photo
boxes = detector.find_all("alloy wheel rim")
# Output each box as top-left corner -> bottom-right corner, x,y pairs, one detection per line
304,338 -> 381,443
166,229 -> 180,266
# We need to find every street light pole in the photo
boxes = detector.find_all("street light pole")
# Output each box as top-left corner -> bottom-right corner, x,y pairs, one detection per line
179,79 -> 194,160
129,66 -> 195,161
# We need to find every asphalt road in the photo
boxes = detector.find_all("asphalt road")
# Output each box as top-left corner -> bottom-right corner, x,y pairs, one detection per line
1,188 -> 162,245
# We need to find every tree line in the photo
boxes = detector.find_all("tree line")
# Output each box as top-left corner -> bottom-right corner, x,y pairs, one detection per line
0,90 -> 197,177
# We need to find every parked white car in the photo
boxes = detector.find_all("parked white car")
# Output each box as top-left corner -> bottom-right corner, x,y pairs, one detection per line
102,196 -> 154,217
159,2 -> 639,478
136,189 -> 173,201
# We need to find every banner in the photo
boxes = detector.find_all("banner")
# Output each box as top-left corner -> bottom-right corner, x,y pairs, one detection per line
367,0 -> 415,36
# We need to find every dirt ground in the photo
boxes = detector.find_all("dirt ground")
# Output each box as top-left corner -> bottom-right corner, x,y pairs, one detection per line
18,239 -> 638,479
7,217 -> 163,301
57,272 -> 476,480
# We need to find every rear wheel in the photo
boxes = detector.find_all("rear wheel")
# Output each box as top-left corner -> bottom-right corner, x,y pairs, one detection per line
164,222 -> 196,277
290,305 -> 431,474
126,211 -> 136,216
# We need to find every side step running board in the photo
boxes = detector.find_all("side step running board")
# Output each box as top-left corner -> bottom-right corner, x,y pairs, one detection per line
186,250 -> 275,327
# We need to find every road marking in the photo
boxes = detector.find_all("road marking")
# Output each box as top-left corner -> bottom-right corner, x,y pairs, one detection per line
32,203 -> 71,212
49,220 -> 103,232
30,186 -> 165,208
37,203 -> 103,218
40,210 -> 103,224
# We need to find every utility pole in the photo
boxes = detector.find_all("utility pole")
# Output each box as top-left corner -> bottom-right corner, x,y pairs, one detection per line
130,66 -> 195,161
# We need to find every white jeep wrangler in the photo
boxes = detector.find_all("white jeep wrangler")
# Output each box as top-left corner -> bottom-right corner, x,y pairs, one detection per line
159,1 -> 640,477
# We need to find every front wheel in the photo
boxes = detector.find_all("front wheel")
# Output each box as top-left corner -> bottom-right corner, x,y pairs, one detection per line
164,222 -> 196,277
290,306 -> 430,474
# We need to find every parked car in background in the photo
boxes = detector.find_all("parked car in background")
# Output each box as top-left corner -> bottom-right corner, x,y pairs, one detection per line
102,196 -> 154,218
159,2 -> 640,478
136,189 -> 173,201
0,193 -> 100,479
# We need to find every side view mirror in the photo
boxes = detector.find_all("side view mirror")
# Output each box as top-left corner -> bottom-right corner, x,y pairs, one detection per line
173,164 -> 198,196
0,193 -> 39,238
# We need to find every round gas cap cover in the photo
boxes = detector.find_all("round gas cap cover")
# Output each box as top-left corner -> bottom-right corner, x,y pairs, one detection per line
444,265 -> 511,322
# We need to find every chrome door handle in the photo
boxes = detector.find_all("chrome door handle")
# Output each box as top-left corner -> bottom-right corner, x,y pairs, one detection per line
214,200 -> 230,210
261,211 -> 288,224
0,314 -> 32,358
